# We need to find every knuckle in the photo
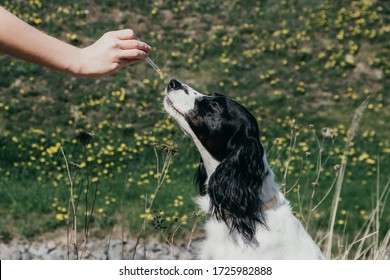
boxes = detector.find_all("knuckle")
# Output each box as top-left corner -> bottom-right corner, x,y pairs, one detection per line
133,51 -> 141,58
104,31 -> 114,38
110,38 -> 120,48
138,41 -> 145,48
125,28 -> 135,37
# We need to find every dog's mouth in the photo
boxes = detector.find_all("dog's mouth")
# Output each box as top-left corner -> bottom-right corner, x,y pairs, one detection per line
165,96 -> 185,118
164,96 -> 192,137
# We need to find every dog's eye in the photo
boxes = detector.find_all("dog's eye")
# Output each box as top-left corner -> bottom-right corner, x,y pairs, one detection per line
210,101 -> 221,112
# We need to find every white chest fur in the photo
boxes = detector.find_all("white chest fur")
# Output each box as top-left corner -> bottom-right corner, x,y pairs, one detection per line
195,193 -> 325,260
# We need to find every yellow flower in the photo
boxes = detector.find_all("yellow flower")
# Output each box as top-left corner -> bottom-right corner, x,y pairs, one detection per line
151,7 -> 158,15
139,213 -> 154,220
56,213 -> 64,221
358,152 -> 369,161
33,18 -> 42,25
171,51 -> 181,57
345,54 -> 355,65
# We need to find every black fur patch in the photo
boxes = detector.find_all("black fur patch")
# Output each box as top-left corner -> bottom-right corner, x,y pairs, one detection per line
189,94 -> 266,244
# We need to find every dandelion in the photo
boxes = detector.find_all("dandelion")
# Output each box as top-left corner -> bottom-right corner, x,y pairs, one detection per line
358,152 -> 369,161
345,54 -> 355,65
56,213 -> 65,221
91,177 -> 99,183
151,6 -> 158,15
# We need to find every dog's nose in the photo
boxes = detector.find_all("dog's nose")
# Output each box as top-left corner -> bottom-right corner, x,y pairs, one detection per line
168,79 -> 182,90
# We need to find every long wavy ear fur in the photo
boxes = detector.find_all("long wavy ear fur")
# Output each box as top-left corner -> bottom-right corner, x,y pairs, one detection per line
194,159 -> 207,196
208,126 -> 266,245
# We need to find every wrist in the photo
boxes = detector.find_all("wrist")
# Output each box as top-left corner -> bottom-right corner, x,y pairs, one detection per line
65,47 -> 84,77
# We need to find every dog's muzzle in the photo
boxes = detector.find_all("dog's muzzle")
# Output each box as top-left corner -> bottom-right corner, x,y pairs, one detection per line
167,79 -> 183,92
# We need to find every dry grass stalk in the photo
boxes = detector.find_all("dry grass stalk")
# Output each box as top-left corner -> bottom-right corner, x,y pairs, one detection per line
61,147 -> 78,260
325,96 -> 371,259
132,143 -> 176,260
281,119 -> 298,194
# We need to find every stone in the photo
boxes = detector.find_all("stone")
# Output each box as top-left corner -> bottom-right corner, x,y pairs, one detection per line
28,242 -> 47,257
0,243 -> 21,260
47,240 -> 57,252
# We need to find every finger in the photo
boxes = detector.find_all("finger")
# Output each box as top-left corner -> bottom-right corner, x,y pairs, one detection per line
119,49 -> 148,60
118,39 -> 151,52
110,29 -> 137,40
119,59 -> 141,67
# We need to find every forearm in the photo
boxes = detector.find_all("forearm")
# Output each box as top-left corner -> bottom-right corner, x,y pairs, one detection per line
1,7 -> 151,78
0,7 -> 81,75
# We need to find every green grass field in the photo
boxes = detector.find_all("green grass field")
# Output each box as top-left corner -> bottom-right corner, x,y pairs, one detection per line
0,0 -> 389,259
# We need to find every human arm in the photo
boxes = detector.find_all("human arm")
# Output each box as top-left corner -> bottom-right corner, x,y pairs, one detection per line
0,7 -> 151,77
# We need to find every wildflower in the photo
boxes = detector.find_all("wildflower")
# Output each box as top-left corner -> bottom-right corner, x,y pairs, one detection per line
290,119 -> 299,131
151,7 -> 158,15
322,128 -> 335,139
91,177 -> 99,183
345,54 -> 355,65
56,213 -> 65,221
358,152 -> 369,161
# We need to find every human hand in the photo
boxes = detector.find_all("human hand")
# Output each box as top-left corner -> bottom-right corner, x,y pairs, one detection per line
74,29 -> 151,77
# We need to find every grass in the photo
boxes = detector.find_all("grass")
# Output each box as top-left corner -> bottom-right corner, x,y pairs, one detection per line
0,0 -> 389,259
325,96 -> 370,258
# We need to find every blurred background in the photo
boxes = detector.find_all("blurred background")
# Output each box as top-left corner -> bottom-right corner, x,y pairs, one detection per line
0,0 -> 388,259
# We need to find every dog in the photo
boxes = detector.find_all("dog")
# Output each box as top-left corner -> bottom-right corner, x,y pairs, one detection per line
164,79 -> 325,260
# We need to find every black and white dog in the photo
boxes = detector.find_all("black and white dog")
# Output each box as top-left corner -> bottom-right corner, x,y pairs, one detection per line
164,79 -> 325,259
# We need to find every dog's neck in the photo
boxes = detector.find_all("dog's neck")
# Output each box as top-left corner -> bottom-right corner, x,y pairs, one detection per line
260,156 -> 280,204
192,136 -> 220,178
195,139 -> 280,207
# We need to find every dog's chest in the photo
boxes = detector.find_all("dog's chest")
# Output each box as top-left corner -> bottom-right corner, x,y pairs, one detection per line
196,201 -> 325,260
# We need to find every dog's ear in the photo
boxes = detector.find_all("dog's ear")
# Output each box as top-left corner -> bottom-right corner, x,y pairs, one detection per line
194,158 -> 207,196
208,126 -> 266,244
